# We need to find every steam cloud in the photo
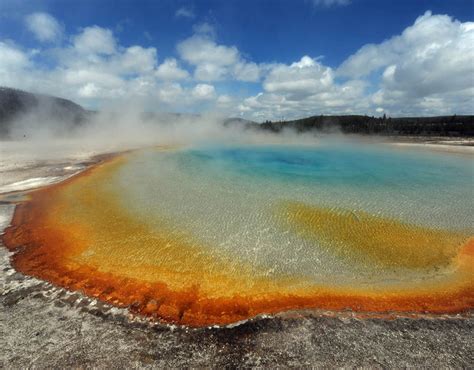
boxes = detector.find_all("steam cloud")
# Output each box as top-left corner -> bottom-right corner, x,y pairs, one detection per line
3,98 -> 329,159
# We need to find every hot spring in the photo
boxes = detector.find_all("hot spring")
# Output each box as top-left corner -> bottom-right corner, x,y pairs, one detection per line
3,142 -> 474,326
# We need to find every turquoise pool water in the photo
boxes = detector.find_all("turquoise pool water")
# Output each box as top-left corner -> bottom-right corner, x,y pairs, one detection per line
110,142 -> 473,285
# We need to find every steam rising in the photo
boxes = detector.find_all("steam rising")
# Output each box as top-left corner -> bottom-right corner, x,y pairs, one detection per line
1,97 -> 343,197
3,98 -> 329,158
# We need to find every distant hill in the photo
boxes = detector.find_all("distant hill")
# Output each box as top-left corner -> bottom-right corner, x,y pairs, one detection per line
0,87 -> 90,138
250,114 -> 474,137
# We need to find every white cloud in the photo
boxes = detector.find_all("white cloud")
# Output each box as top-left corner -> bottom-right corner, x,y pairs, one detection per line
175,7 -> 195,19
73,26 -> 116,55
78,82 -> 101,98
62,68 -> 123,89
50,37 -> 157,101
312,0 -> 351,7
192,22 -> 215,37
239,77 -> 368,121
155,58 -> 189,80
194,63 -> 228,81
338,43 -> 395,79
178,35 -> 239,67
0,27 -> 195,110
157,82 -> 184,103
339,11 -> 474,82
0,41 -> 34,91
192,83 -> 216,100
217,94 -> 233,104
25,12 -> 63,42
338,11 -> 474,115
234,53 -> 371,121
1,25 -> 160,104
117,46 -> 157,73
177,34 -> 260,82
233,61 -> 260,82
0,41 -> 29,72
263,56 -> 333,98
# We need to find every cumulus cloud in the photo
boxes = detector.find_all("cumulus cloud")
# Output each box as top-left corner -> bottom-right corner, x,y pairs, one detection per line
263,56 -> 333,98
239,77 -> 368,121
51,37 -> 158,101
192,83 -> 216,100
233,61 -> 261,82
217,94 -> 233,105
177,33 -> 260,82
338,11 -> 474,84
157,82 -> 184,104
338,11 -> 474,115
231,55 -> 370,120
0,42 -> 30,72
0,26 -> 201,111
25,12 -> 63,42
73,26 -> 117,55
175,7 -> 195,19
0,41 -> 41,90
155,58 -> 189,80
178,35 -> 239,67
117,46 -> 157,73
192,22 -> 216,37
312,0 -> 351,8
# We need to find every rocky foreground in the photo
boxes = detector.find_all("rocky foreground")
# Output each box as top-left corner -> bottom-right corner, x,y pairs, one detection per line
0,266 -> 472,367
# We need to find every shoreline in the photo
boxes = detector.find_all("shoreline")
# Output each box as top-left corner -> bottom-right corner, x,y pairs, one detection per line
385,136 -> 474,155
388,141 -> 474,155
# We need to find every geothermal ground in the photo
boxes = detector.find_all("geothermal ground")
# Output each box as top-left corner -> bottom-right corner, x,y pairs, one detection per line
0,139 -> 473,368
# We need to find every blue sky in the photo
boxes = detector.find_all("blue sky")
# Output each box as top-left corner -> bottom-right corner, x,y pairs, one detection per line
0,0 -> 473,119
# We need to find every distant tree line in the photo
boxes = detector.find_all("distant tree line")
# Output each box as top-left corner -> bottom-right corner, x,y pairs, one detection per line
254,114 -> 474,137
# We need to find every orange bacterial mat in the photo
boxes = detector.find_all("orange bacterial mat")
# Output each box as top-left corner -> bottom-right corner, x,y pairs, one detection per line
3,152 -> 473,327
